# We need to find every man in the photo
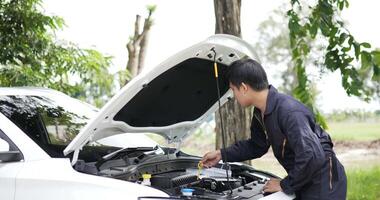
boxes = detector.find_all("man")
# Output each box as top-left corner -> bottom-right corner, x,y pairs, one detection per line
201,59 -> 347,199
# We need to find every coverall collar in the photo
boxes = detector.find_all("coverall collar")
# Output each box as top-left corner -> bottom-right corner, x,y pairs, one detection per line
264,85 -> 278,115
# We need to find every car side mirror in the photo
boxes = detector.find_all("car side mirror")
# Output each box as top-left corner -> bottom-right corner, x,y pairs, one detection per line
0,138 -> 23,163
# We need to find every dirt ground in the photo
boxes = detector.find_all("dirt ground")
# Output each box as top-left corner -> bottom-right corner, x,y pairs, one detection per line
250,139 -> 380,177
334,139 -> 380,150
334,139 -> 380,169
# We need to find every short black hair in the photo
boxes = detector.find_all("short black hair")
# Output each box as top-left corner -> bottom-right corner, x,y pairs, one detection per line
225,58 -> 268,91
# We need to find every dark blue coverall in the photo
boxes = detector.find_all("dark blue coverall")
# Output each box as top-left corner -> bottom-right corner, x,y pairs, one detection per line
220,85 -> 347,200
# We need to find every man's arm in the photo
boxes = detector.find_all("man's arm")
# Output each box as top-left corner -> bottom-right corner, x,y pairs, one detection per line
220,120 -> 270,162
279,111 -> 326,194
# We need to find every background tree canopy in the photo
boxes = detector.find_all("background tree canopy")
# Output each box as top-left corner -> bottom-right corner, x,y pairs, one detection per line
0,0 -> 113,107
254,0 -> 380,129
287,0 -> 380,127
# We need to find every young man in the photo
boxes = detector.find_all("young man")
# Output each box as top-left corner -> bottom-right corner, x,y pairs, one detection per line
201,59 -> 347,199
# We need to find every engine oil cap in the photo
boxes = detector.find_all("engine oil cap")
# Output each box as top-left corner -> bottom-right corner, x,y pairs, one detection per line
142,174 -> 151,179
181,188 -> 195,196
141,174 -> 152,186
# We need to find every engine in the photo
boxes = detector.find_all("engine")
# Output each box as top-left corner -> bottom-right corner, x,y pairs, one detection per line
89,151 -> 276,199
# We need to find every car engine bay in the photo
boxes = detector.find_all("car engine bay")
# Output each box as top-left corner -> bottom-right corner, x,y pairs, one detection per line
74,147 -> 277,199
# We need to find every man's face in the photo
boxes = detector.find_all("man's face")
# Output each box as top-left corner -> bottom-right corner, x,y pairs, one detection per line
229,82 -> 251,107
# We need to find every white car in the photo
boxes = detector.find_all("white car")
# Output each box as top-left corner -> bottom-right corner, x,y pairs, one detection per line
0,34 -> 278,200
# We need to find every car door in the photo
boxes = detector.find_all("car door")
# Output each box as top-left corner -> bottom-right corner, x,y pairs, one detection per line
0,128 -> 24,200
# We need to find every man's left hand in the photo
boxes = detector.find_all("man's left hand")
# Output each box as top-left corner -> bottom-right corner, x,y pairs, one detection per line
263,178 -> 282,193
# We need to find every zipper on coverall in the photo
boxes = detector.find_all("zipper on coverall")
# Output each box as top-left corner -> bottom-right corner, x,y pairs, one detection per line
281,139 -> 287,158
254,114 -> 269,145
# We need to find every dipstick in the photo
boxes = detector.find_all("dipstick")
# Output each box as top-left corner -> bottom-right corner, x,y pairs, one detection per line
197,161 -> 203,180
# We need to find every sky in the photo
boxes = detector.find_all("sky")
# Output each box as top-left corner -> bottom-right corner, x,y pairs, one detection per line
43,0 -> 380,113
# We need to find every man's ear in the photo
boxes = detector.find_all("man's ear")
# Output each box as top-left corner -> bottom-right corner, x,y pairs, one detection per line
240,82 -> 249,92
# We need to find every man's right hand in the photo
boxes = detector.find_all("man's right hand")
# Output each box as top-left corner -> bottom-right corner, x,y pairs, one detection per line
201,150 -> 222,168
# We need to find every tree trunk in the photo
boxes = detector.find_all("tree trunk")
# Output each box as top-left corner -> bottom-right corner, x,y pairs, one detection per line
127,35 -> 140,78
214,0 -> 252,165
125,7 -> 155,85
137,15 -> 152,75
137,35 -> 148,75
214,0 -> 241,37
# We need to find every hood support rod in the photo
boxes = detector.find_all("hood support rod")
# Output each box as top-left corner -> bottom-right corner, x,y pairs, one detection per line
211,47 -> 233,195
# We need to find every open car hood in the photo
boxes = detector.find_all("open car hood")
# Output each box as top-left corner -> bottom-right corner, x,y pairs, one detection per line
64,34 -> 258,156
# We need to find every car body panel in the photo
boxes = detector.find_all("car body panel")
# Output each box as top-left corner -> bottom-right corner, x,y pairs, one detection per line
0,161 -> 24,200
14,159 -> 168,200
0,138 -> 9,151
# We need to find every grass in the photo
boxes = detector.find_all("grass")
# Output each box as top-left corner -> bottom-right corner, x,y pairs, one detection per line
251,163 -> 380,200
347,166 -> 380,200
327,122 -> 380,141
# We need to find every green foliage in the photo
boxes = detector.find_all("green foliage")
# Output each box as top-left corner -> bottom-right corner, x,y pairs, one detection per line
287,0 -> 380,128
347,166 -> 380,200
0,0 -> 114,107
288,0 -> 380,101
116,68 -> 132,88
146,4 -> 157,13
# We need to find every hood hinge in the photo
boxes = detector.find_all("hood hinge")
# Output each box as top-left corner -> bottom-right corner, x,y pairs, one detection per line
71,149 -> 80,166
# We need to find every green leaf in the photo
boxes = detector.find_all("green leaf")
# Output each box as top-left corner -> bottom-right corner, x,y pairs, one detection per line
339,33 -> 348,44
361,51 -> 372,69
330,27 -> 338,37
348,35 -> 354,45
353,42 -> 361,59
309,22 -> 318,38
342,46 -> 351,52
325,50 -> 339,70
361,42 -> 371,48
339,2 -> 344,10
320,19 -> 330,36
291,0 -> 300,5
373,65 -> 380,81
301,42 -> 310,55
371,50 -> 380,65
344,0 -> 350,8
292,48 -> 300,59
316,111 -> 328,129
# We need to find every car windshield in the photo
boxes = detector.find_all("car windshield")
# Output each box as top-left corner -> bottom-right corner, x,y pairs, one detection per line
0,93 -> 97,149
0,92 -> 161,158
